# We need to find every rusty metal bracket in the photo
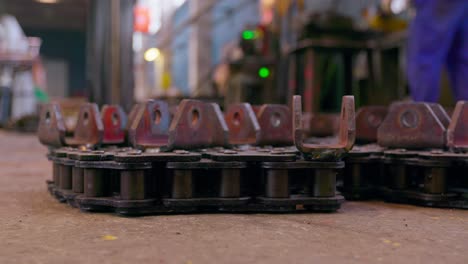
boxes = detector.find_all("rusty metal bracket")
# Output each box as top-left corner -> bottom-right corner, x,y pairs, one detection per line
253,104 -> 293,146
356,106 -> 388,143
38,102 -> 103,148
447,101 -> 468,151
101,105 -> 127,145
377,102 -> 449,149
168,99 -> 228,149
225,103 -> 260,145
293,95 -> 355,160
128,100 -> 171,149
38,103 -> 67,148
65,103 -> 103,147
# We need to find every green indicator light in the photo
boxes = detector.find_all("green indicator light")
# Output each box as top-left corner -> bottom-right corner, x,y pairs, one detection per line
242,30 -> 255,40
258,67 -> 270,78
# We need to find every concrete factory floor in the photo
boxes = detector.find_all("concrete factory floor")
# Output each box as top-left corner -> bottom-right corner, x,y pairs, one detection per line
1,131 -> 468,264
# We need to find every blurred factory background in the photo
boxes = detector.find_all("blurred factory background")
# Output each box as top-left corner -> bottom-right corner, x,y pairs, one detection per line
1,0 -> 456,131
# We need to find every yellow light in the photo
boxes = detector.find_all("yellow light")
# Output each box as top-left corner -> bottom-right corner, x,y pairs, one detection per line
262,0 -> 275,8
35,0 -> 60,3
144,48 -> 160,62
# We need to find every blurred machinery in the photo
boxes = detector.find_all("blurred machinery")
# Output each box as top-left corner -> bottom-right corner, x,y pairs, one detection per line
283,1 -> 408,137
223,24 -> 280,107
214,0 -> 408,137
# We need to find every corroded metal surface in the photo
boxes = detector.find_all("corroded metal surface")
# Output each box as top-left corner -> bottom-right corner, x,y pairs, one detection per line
377,102 -> 448,149
224,103 -> 260,145
254,104 -> 293,146
38,102 -> 103,148
128,100 -> 171,149
293,95 -> 355,160
168,99 -> 228,149
64,103 -> 103,147
355,106 -> 388,143
38,103 -> 67,148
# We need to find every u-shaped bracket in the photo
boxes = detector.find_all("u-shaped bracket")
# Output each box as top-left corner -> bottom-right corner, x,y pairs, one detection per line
293,95 -> 355,160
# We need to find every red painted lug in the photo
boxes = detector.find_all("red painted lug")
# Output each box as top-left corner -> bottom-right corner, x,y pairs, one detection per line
293,95 -> 355,160
253,104 -> 293,146
168,99 -> 228,149
38,103 -> 67,148
128,100 -> 171,149
447,101 -> 468,151
101,105 -> 127,145
377,102 -> 449,149
355,106 -> 388,143
224,103 -> 260,145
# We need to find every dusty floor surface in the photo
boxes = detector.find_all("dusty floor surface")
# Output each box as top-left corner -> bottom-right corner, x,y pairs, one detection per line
0,131 -> 467,264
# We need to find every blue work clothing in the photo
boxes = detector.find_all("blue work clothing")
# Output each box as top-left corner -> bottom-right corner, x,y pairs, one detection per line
407,0 -> 468,102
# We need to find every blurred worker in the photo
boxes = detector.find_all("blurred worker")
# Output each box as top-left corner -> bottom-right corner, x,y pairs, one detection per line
0,15 -> 38,124
407,0 -> 467,102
